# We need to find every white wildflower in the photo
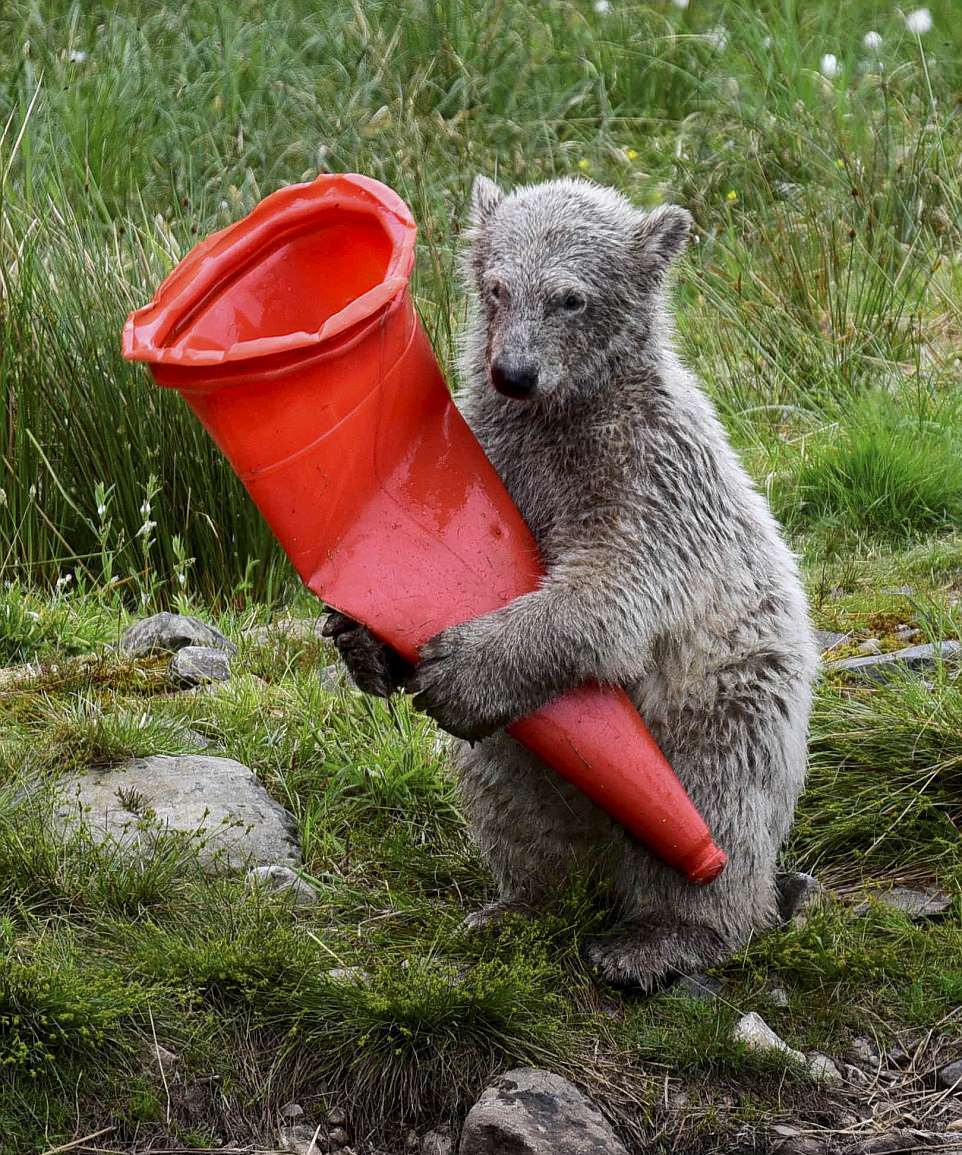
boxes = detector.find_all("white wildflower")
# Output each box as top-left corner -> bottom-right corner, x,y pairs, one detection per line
706,26 -> 728,51
137,519 -> 157,538
863,30 -> 883,51
68,49 -> 87,63
671,0 -> 690,8
819,53 -> 840,78
593,0 -> 611,12
905,8 -> 932,34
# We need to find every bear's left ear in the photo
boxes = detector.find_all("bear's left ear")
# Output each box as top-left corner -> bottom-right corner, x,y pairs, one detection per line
631,204 -> 692,281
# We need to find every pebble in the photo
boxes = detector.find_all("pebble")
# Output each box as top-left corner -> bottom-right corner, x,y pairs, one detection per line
732,1012 -> 804,1063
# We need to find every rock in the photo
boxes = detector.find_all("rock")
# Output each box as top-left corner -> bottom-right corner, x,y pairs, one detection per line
773,1135 -> 833,1155
459,1068 -> 628,1155
857,638 -> 883,655
894,626 -> 922,642
169,645 -> 231,687
841,1063 -> 871,1087
853,887 -> 952,921
330,1126 -> 350,1146
318,663 -> 347,692
769,987 -> 790,1007
420,1131 -> 452,1155
776,872 -> 823,926
243,617 -> 326,645
848,1037 -> 881,1068
51,755 -> 300,871
326,1108 -> 348,1128
246,864 -> 319,907
807,1052 -> 843,1083
280,1103 -> 305,1120
939,1060 -> 962,1090
279,1123 -> 328,1153
732,1013 -> 804,1063
816,630 -> 849,654
674,973 -> 721,1002
827,641 -> 961,682
325,967 -> 370,986
121,612 -> 235,657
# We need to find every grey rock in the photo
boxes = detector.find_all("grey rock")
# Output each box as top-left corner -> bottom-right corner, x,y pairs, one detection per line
421,1130 -> 452,1155
939,1060 -> 962,1090
776,871 -> 823,926
330,1126 -> 350,1146
326,1108 -> 347,1127
732,1012 -> 804,1063
848,1037 -> 881,1068
121,612 -> 236,657
279,1123 -> 329,1154
459,1067 -> 628,1155
769,987 -> 790,1007
243,616 -> 325,645
773,1136 -> 833,1155
51,755 -> 300,871
246,864 -> 319,907
894,625 -> 922,642
853,887 -> 952,921
674,973 -> 721,1002
325,967 -> 370,986
857,638 -> 882,655
827,641 -> 961,682
318,663 -> 347,692
841,1063 -> 871,1086
169,645 -> 231,687
280,1103 -> 305,1120
816,630 -> 849,654
807,1052 -> 843,1083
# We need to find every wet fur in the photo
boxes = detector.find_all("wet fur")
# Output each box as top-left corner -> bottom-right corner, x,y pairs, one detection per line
329,176 -> 818,990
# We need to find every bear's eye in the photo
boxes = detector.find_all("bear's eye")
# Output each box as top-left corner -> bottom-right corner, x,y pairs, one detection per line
559,290 -> 586,314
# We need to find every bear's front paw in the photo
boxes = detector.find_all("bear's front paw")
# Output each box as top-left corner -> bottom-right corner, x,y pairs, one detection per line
409,623 -> 511,740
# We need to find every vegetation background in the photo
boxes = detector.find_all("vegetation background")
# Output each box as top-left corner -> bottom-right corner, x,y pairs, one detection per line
0,1 -> 961,1152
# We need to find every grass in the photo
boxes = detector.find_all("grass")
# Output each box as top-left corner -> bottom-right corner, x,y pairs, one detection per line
0,0 -> 961,1151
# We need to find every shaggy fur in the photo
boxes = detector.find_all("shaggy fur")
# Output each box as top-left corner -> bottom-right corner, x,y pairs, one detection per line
325,175 -> 818,990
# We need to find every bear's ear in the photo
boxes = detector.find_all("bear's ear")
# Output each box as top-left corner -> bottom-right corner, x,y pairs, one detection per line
631,204 -> 692,281
469,174 -> 504,230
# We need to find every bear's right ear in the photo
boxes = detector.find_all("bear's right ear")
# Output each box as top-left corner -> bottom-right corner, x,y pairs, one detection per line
631,204 -> 693,284
469,175 -> 504,229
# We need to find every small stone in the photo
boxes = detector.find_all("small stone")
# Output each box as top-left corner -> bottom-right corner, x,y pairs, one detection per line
769,987 -> 790,1007
773,1136 -> 833,1155
318,663 -> 346,692
776,872 -> 823,926
675,973 -> 721,1002
853,887 -> 952,921
327,1108 -> 347,1127
421,1130 -> 453,1155
939,1060 -> 962,1090
849,1037 -> 881,1067
279,1123 -> 328,1154
732,1012 -> 804,1063
827,641 -> 962,682
169,645 -> 231,687
459,1067 -> 629,1155
246,864 -> 319,907
894,625 -> 921,642
280,1103 -> 305,1120
325,967 -> 370,986
816,630 -> 849,654
842,1063 -> 871,1086
243,617 -> 326,645
329,1127 -> 350,1146
121,612 -> 235,657
806,1052 -> 843,1083
858,638 -> 882,655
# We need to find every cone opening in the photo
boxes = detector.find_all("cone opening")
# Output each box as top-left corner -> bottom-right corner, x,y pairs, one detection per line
122,175 -> 416,368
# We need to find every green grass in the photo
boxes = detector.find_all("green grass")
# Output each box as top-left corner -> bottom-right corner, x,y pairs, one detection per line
1,0 -> 962,1151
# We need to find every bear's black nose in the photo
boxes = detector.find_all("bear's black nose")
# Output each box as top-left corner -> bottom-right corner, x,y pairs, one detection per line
490,358 -> 539,399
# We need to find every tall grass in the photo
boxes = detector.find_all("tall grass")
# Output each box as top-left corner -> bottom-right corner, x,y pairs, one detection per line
1,0 -> 960,599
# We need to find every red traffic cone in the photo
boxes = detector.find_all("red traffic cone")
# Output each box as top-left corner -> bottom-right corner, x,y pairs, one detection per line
123,173 -> 727,884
